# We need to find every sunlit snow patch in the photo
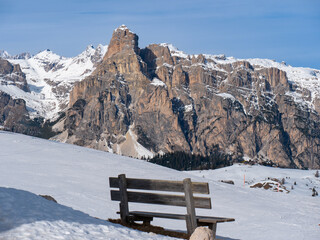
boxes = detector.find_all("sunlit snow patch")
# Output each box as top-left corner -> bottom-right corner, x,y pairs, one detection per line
151,78 -> 167,87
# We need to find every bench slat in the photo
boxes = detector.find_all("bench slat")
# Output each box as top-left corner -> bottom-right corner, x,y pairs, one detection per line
129,211 -> 235,223
111,190 -> 211,209
198,217 -> 235,223
130,211 -> 186,220
109,177 -> 209,194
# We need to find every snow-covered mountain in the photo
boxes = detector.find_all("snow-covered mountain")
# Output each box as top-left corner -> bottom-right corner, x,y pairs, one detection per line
0,131 -> 319,239
1,25 -> 320,168
0,44 -> 107,119
0,50 -> 11,59
162,43 -> 320,111
2,41 -> 320,120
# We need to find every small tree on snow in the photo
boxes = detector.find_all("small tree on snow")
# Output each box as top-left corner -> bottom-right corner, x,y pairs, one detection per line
315,170 -> 319,178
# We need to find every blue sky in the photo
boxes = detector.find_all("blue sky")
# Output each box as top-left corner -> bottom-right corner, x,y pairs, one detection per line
0,0 -> 319,68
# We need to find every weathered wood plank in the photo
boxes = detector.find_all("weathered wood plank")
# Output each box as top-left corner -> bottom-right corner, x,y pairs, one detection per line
109,177 -> 209,194
110,190 -> 211,209
184,178 -> 197,234
128,211 -> 235,223
130,211 -> 186,220
197,217 -> 235,223
118,174 -> 129,224
210,223 -> 217,240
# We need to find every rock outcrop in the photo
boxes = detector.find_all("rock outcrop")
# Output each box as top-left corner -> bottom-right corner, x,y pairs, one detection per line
0,59 -> 29,92
52,25 -> 320,169
0,91 -> 41,135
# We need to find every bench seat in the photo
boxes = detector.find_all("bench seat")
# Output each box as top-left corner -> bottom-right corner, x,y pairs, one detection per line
129,211 -> 235,223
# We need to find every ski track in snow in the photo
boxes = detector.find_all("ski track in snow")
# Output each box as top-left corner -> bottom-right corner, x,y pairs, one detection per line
0,131 -> 319,239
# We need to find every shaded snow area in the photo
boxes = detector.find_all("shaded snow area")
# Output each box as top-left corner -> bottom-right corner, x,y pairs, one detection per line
0,187 -> 172,240
0,131 -> 319,239
3,45 -> 107,119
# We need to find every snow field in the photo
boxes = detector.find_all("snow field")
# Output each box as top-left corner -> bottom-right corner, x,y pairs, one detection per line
0,131 -> 319,239
0,187 -> 174,240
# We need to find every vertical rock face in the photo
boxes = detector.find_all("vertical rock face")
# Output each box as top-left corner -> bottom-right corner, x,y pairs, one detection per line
0,59 -> 29,92
0,59 -> 40,134
103,25 -> 139,60
54,26 -> 320,169
0,92 -> 41,135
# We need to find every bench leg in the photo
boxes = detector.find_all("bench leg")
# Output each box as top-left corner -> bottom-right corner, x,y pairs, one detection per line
185,215 -> 193,235
143,219 -> 151,226
208,223 -> 217,240
119,203 -> 129,224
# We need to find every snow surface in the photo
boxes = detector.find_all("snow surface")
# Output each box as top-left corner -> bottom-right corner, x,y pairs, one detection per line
216,93 -> 236,102
151,77 -> 167,87
115,24 -> 134,34
2,45 -> 107,119
160,43 -> 189,59
184,104 -> 193,113
0,187 -> 174,240
0,131 -> 319,239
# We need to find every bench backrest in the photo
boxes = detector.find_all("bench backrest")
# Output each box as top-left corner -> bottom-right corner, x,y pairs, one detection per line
110,174 -> 212,233
109,176 -> 211,208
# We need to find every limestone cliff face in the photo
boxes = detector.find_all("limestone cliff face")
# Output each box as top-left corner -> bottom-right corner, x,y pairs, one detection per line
56,25 -> 320,169
0,59 -> 29,92
0,92 -> 41,135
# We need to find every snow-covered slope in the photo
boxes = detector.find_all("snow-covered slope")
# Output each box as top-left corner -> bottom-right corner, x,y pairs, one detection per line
0,187 -> 172,240
2,45 -> 107,119
0,131 -> 319,239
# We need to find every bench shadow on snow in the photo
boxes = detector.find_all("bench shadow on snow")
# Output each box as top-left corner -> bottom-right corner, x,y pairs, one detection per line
0,187 -> 114,232
0,187 -> 240,240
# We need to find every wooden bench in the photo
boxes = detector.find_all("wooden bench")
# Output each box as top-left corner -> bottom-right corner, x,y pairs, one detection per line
109,174 -> 235,238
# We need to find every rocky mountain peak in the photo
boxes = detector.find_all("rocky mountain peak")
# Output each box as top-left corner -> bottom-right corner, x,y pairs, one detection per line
2,26 -> 320,169
103,25 -> 139,60
0,50 -> 10,59
86,44 -> 94,51
34,49 -> 62,62
0,50 -> 31,60
11,52 -> 32,60
115,24 -> 132,32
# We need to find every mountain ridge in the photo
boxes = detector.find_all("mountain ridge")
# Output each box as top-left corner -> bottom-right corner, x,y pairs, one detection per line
1,25 -> 320,169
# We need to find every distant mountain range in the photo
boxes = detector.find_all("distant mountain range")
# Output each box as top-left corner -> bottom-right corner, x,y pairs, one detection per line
1,25 -> 320,169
